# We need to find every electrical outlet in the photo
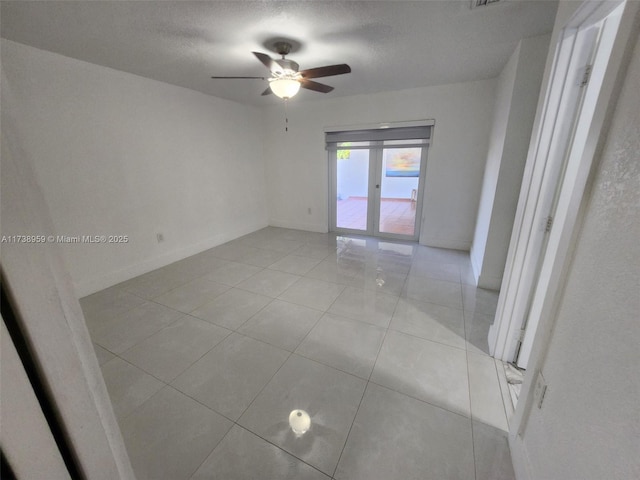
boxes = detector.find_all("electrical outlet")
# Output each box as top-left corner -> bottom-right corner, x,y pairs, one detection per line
533,371 -> 548,409
156,233 -> 164,243
307,207 -> 312,214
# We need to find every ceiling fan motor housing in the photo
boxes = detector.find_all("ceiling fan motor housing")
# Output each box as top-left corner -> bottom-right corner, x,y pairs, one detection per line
212,39 -> 350,97
276,59 -> 299,74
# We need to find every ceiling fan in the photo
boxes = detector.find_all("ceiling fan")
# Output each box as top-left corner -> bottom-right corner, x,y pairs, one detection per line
211,41 -> 351,100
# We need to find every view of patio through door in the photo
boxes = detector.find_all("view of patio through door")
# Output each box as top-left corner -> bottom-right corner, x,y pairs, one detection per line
329,125 -> 430,241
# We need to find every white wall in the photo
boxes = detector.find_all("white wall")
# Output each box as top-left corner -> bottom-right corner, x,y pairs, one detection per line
1,40 -> 269,296
263,79 -> 495,249
519,30 -> 640,480
471,34 -> 551,290
471,43 -> 520,286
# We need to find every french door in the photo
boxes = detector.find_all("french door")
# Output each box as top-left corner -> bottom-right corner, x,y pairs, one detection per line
329,140 -> 428,241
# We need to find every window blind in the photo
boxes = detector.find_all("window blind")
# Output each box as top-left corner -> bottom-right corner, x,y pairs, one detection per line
325,125 -> 431,144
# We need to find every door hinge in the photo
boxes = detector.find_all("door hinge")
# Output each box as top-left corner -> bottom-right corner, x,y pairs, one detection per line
578,64 -> 592,87
544,216 -> 553,233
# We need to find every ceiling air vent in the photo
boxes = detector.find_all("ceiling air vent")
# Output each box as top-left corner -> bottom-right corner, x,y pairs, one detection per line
470,0 -> 503,8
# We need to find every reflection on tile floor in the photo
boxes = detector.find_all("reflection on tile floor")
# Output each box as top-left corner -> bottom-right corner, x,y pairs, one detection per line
81,227 -> 514,480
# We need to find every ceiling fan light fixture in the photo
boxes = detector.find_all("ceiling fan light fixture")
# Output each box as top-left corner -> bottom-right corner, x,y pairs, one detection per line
269,77 -> 301,99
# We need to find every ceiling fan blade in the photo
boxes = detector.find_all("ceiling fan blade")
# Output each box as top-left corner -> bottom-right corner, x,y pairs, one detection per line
211,76 -> 266,79
299,64 -> 351,79
261,87 -> 273,96
300,79 -> 334,93
252,52 -> 283,74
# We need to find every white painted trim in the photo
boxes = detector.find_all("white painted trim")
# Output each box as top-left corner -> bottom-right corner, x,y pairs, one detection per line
469,244 -> 482,284
323,119 -> 435,133
489,0 -> 635,364
516,4 -> 626,365
490,23 -> 580,361
504,0 -> 638,474
2,121 -> 136,478
418,236 -> 472,251
477,273 -> 503,291
367,148 -> 379,235
268,218 -> 329,233
327,146 -> 343,234
509,433 -> 534,480
1,320 -> 71,479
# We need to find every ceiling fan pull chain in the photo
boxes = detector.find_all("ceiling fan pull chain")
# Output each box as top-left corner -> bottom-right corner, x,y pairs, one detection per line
284,99 -> 289,132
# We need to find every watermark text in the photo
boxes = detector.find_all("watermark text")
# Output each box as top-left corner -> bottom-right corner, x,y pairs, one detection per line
1,235 -> 129,244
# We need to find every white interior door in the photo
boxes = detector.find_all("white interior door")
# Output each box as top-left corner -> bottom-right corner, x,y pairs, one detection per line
516,3 -> 626,368
488,0 -> 631,369
512,21 -> 602,367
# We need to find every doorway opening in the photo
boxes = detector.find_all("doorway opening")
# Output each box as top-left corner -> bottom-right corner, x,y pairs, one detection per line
488,0 -> 633,419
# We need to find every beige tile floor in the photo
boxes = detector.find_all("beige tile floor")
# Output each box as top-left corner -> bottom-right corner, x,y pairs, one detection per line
81,227 -> 514,480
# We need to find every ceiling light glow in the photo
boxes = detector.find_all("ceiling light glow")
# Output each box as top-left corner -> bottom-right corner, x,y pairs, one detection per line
269,77 -> 301,99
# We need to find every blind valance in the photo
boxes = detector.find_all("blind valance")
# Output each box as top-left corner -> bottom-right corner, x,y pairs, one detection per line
325,125 -> 431,144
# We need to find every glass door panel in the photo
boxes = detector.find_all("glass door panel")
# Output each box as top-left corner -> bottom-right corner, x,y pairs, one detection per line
335,148 -> 370,232
331,138 -> 427,240
376,147 -> 422,237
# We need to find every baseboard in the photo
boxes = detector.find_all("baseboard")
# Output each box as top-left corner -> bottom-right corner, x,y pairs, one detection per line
468,245 -> 502,289
418,235 -> 472,251
478,273 -> 503,290
268,218 -> 328,233
74,221 -> 269,297
469,245 -> 482,286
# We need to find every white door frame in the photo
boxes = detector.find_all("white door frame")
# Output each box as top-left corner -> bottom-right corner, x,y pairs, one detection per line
494,0 -> 638,476
1,318 -> 71,479
488,0 -> 636,367
329,141 -> 428,242
1,110 -> 135,477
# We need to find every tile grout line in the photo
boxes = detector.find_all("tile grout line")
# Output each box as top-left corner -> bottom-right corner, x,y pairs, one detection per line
330,281 -> 403,478
365,274 -> 481,423
158,335 -> 323,477
211,320 -> 329,475
462,277 -> 479,480
330,372 -> 372,479
91,229 -> 505,479
227,269 -> 371,478
88,234 -> 335,476
172,283 -> 325,478
229,295 -> 330,424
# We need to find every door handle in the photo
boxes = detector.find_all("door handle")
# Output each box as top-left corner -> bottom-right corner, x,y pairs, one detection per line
376,184 -> 380,188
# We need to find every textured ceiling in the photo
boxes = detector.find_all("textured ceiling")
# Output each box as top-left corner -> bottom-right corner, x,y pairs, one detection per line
0,1 -> 558,105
